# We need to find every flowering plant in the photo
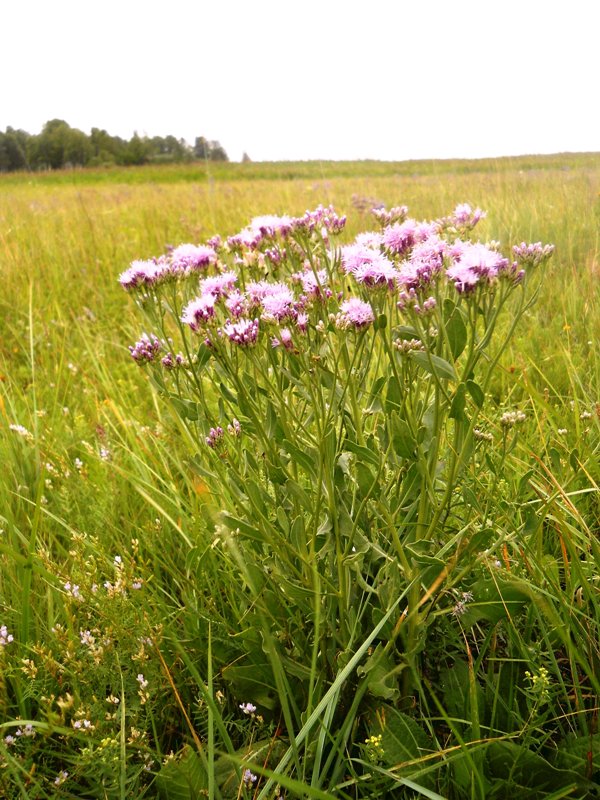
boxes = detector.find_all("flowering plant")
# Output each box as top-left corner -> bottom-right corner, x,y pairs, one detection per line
121,201 -> 554,792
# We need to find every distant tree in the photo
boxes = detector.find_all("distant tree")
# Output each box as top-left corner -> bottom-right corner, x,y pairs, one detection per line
194,136 -> 210,160
241,151 -> 252,163
29,120 -> 91,169
0,122 -> 227,171
90,127 -> 125,165
0,127 -> 29,171
193,136 -> 228,162
209,140 -> 228,162
122,133 -> 150,166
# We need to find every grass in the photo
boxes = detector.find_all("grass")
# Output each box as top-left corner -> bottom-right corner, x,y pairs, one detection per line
0,154 -> 598,798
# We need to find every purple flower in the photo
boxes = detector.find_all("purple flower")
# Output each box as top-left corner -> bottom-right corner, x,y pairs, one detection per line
227,229 -> 264,251
170,244 -> 217,274
223,319 -> 260,347
512,241 -> 555,267
129,334 -> 162,364
161,352 -> 185,370
295,268 -> 330,299
371,205 -> 409,226
249,214 -> 294,237
297,205 -> 346,234
227,418 -> 242,436
354,231 -> 384,248
206,426 -> 224,448
272,328 -> 294,350
239,702 -> 257,715
119,258 -> 169,290
352,252 -> 399,290
199,271 -> 238,298
446,242 -> 509,292
261,288 -> 296,321
445,203 -> 486,230
296,313 -> 309,333
336,298 -> 375,330
181,295 -> 217,330
398,235 -> 448,289
340,243 -> 380,274
243,769 -> 258,786
225,290 -> 247,318
382,220 -> 418,256
0,625 -> 14,646
246,281 -> 290,307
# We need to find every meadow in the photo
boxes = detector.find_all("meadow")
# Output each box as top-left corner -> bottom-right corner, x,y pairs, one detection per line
0,155 -> 598,799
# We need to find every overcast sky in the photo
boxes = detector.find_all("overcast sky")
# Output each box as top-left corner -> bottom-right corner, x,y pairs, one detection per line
2,0 -> 598,162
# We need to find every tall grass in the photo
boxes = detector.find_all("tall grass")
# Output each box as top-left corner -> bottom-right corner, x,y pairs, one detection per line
0,156 -> 598,798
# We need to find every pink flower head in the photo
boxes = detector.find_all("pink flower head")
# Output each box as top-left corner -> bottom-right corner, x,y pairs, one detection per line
296,312 -> 309,333
225,290 -> 247,318
296,269 -> 330,299
446,242 -> 509,292
512,241 -> 555,267
371,205 -> 409,226
398,234 -> 448,289
129,334 -> 162,363
297,205 -> 346,234
261,288 -> 296,321
449,203 -> 486,229
199,271 -> 237,298
250,214 -> 294,237
181,295 -> 217,330
414,221 -> 440,242
246,281 -> 289,306
382,220 -> 417,256
205,426 -> 224,448
227,229 -> 264,251
222,318 -> 260,347
340,243 -> 380,274
119,258 -> 169,290
272,327 -> 294,350
352,252 -> 399,290
170,244 -> 217,274
336,298 -> 375,330
354,231 -> 384,248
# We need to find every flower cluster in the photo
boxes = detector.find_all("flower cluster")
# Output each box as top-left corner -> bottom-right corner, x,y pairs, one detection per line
129,333 -> 162,364
0,625 -> 14,646
122,203 -> 553,363
119,245 -> 218,290
512,241 -> 555,267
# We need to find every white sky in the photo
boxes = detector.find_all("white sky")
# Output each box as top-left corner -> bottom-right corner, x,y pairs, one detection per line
2,0 -> 599,162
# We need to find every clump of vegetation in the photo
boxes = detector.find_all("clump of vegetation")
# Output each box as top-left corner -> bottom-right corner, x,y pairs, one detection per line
0,119 -> 228,171
0,165 -> 598,798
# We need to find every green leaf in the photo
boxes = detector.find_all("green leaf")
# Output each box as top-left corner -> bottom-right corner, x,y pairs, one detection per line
410,351 -> 457,382
390,411 -> 417,460
466,379 -> 485,408
156,745 -> 208,800
385,375 -> 403,413
356,461 -> 376,496
343,439 -> 381,467
449,382 -> 467,421
282,439 -> 318,477
487,741 -> 587,794
369,705 -> 432,774
169,396 -> 199,421
357,645 -> 401,700
569,448 -> 580,472
444,299 -> 468,360
220,513 -> 265,543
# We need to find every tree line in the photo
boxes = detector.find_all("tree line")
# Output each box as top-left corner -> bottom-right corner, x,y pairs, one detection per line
0,120 -> 229,172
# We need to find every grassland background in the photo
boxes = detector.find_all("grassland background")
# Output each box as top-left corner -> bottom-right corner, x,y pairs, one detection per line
0,154 -> 598,797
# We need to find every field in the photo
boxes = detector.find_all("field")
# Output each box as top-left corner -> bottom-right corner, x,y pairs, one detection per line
0,155 -> 599,798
